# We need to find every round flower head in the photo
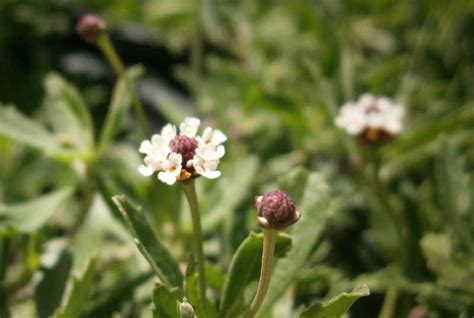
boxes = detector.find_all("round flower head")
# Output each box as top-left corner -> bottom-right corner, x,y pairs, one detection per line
76,14 -> 106,43
335,93 -> 404,144
138,117 -> 226,185
256,190 -> 301,230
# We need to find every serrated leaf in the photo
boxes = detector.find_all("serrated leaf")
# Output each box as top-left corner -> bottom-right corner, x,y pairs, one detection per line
219,232 -> 292,317
112,195 -> 183,290
257,173 -> 332,316
43,73 -> 94,152
54,258 -> 96,318
98,65 -> 144,150
0,104 -> 59,153
152,285 -> 181,318
0,188 -> 73,235
300,284 -> 370,318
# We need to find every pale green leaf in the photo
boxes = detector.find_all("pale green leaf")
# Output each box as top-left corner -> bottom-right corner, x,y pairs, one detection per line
43,73 -> 94,152
0,104 -> 59,153
0,188 -> 73,235
300,284 -> 370,318
99,65 -> 144,150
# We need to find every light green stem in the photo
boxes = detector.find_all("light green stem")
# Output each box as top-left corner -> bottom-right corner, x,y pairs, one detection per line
97,34 -> 150,136
250,229 -> 278,317
181,180 -> 208,315
378,287 -> 398,318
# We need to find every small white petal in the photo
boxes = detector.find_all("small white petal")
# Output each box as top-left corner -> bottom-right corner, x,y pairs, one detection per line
161,124 -> 177,141
180,117 -> 201,138
201,170 -> 221,179
212,129 -> 227,144
138,164 -> 154,176
139,140 -> 152,154
158,171 -> 177,185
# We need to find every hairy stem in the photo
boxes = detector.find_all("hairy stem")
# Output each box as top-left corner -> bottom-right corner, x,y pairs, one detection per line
97,34 -> 150,136
181,180 -> 208,315
250,229 -> 278,317
378,287 -> 398,318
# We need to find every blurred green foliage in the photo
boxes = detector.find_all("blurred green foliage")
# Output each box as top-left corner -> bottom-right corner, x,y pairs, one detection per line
1,0 -> 473,317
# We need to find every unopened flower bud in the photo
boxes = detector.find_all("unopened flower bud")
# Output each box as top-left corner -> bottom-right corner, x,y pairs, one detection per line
177,298 -> 196,318
170,135 -> 198,166
76,14 -> 106,43
256,190 -> 301,230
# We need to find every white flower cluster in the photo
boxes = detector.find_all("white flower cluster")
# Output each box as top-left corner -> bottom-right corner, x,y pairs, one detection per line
138,117 -> 227,185
335,93 -> 404,136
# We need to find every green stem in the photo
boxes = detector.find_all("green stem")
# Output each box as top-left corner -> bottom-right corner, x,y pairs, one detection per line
97,34 -> 150,136
250,229 -> 278,317
191,0 -> 203,98
378,287 -> 398,318
181,180 -> 208,315
69,167 -> 94,240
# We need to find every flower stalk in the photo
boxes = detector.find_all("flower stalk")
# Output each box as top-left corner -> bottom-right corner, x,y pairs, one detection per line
181,179 -> 208,315
250,228 -> 278,316
96,34 -> 150,136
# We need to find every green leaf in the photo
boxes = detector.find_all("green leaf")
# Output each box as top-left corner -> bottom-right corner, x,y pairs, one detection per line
300,284 -> 370,318
257,173 -> 332,316
202,155 -> 260,232
112,195 -> 183,290
0,188 -> 73,235
98,65 -> 144,150
0,104 -> 59,153
185,273 -> 218,318
35,248 -> 73,318
219,232 -> 292,317
152,284 -> 181,318
43,73 -> 94,153
54,257 -> 97,318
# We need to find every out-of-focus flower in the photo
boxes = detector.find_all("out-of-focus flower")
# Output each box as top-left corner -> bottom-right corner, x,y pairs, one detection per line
335,93 -> 404,143
76,14 -> 106,43
139,117 -> 226,185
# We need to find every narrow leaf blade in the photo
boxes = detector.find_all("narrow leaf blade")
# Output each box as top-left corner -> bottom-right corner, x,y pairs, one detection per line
301,284 -> 370,318
112,195 -> 183,290
219,232 -> 292,317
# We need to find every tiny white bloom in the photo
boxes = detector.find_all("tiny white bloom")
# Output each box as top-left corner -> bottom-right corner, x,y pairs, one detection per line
198,127 -> 227,146
157,153 -> 182,185
335,93 -> 404,138
139,117 -> 226,184
193,156 -> 221,179
179,117 -> 201,138
195,143 -> 225,161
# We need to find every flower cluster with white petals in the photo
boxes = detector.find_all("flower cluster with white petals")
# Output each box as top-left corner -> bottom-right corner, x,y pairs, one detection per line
139,117 -> 226,185
335,94 -> 404,142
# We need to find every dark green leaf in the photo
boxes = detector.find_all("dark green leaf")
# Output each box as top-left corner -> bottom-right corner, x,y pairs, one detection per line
152,284 -> 181,318
54,258 -> 96,318
112,195 -> 183,290
219,232 -> 292,318
257,173 -> 331,316
35,248 -> 73,318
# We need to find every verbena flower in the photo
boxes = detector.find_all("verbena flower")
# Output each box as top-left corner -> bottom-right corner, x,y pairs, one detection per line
256,190 -> 301,230
335,93 -> 404,143
139,117 -> 226,185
